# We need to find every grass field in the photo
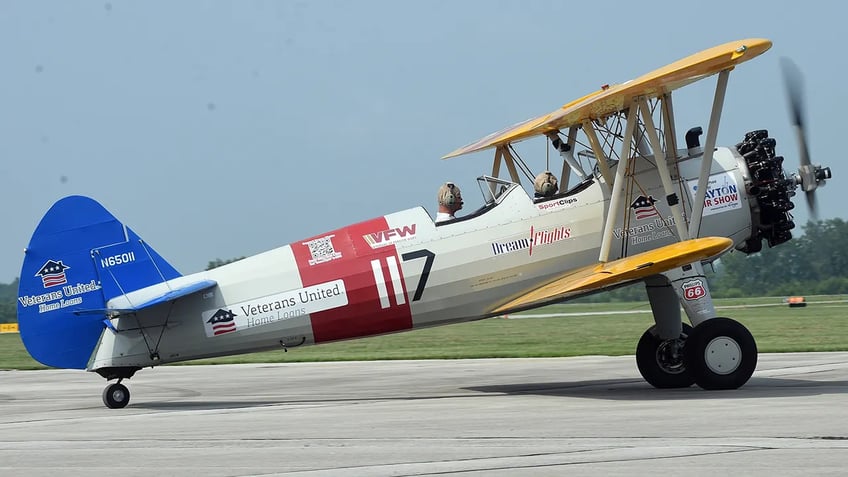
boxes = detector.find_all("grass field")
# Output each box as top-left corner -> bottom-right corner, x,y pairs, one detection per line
2,296 -> 846,370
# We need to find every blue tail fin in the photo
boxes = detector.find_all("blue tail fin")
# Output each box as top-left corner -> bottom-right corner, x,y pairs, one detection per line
17,196 -> 181,369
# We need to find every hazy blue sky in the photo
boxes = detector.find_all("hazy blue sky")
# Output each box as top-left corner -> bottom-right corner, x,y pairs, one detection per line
1,1 -> 844,283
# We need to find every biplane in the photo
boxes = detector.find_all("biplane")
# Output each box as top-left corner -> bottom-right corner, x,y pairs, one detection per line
17,38 -> 832,408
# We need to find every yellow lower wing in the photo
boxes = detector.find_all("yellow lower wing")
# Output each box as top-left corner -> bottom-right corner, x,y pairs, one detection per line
495,237 -> 733,313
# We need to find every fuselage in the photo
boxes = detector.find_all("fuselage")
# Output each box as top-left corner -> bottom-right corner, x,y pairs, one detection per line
89,146 -> 759,371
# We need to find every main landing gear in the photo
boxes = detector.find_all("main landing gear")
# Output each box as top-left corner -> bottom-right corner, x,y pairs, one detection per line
636,317 -> 758,390
637,268 -> 758,390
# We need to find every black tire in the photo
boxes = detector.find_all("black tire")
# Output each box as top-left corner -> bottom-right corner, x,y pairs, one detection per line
102,382 -> 130,409
636,323 -> 695,388
684,317 -> 757,390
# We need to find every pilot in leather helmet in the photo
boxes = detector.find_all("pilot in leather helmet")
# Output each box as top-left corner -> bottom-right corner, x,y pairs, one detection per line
435,182 -> 463,223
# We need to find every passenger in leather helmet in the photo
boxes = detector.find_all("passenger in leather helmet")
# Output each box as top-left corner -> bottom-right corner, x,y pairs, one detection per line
533,171 -> 559,199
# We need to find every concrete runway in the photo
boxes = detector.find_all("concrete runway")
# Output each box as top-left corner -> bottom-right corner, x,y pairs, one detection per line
2,353 -> 847,476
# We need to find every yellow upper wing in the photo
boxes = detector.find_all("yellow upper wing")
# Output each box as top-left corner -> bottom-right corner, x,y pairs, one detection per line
444,38 -> 771,159
494,236 -> 733,313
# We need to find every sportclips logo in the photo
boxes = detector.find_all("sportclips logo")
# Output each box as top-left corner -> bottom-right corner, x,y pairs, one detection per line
491,225 -> 572,256
537,197 -> 578,211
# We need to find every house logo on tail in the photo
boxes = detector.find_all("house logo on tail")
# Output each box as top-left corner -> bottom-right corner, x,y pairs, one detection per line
35,260 -> 70,288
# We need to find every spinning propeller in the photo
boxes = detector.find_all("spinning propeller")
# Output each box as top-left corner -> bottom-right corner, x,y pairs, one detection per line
781,57 -> 831,221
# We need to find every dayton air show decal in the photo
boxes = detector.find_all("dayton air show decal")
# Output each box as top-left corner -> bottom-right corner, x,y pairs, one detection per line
687,172 -> 742,216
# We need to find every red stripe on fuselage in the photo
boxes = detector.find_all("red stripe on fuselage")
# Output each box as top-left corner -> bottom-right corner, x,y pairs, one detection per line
291,216 -> 413,343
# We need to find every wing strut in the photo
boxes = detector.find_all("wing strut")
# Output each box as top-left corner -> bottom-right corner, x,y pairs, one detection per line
546,126 -> 584,190
491,145 -> 523,185
638,97 -> 689,241
688,69 -> 731,239
582,121 -> 614,188
599,100 -> 639,263
491,147 -> 502,180
560,127 -> 581,191
660,93 -> 678,162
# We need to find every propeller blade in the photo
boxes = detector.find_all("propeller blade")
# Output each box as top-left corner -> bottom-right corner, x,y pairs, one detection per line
781,57 -> 820,222
780,57 -> 812,169
781,58 -> 804,126
806,189 -> 818,222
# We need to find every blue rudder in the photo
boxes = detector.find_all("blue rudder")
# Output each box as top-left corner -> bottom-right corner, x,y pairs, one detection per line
17,196 -> 181,369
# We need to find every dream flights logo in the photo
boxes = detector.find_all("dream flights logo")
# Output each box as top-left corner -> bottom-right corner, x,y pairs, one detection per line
491,225 -> 572,256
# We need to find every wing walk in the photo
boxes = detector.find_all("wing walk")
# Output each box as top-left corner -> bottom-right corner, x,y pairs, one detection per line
494,237 -> 733,313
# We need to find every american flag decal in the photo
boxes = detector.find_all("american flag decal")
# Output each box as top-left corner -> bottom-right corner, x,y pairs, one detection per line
631,195 -> 659,220
35,260 -> 70,288
206,309 -> 238,336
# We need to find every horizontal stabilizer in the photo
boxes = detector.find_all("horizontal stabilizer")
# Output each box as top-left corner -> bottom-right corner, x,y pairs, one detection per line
77,279 -> 218,317
495,236 -> 733,313
125,279 -> 217,313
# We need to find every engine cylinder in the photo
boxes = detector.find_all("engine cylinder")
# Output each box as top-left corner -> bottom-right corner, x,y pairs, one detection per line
736,130 -> 796,253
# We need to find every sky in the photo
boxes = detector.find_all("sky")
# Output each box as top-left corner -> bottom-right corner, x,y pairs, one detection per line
1,1 -> 845,283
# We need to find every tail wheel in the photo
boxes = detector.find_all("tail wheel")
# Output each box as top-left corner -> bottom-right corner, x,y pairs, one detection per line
683,317 -> 758,390
636,323 -> 695,388
103,382 -> 130,409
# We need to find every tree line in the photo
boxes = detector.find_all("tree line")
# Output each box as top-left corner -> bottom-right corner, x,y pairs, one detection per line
1,220 -> 846,322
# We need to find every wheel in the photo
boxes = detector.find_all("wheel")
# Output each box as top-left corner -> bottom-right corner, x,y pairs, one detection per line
683,317 -> 757,390
102,382 -> 130,409
636,323 -> 695,388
